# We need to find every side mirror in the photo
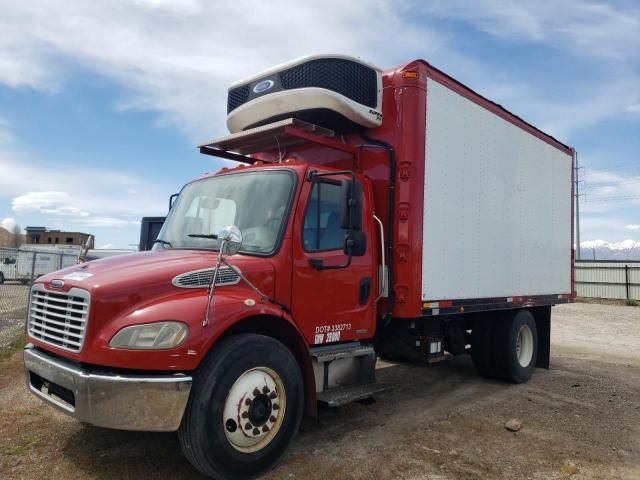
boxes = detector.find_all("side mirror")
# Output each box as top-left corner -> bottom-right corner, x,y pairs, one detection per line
344,230 -> 367,257
339,179 -> 362,231
218,225 -> 243,256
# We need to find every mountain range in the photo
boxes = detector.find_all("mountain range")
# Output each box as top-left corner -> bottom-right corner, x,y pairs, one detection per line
577,240 -> 640,261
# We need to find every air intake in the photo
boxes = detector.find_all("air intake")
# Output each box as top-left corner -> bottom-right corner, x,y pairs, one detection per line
226,55 -> 383,133
172,266 -> 241,288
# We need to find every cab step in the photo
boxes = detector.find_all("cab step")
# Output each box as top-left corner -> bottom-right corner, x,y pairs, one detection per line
317,383 -> 391,407
310,342 -> 374,363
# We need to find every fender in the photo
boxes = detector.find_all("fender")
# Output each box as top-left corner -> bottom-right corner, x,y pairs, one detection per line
217,310 -> 318,418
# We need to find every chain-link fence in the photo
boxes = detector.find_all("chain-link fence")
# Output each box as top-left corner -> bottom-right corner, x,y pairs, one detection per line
0,247 -> 79,348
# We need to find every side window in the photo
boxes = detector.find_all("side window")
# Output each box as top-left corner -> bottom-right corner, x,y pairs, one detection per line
303,182 -> 347,251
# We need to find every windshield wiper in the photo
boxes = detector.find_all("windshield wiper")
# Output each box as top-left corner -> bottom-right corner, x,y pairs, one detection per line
188,234 -> 219,240
153,239 -> 173,247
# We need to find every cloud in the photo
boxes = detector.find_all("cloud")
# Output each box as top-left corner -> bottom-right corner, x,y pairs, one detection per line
0,117 -> 14,146
1,217 -> 17,231
0,0 -> 637,142
627,103 -> 640,113
12,191 -> 90,217
580,168 -> 640,214
421,0 -> 640,62
627,224 -> 640,230
0,0 -> 442,140
0,147 -> 171,229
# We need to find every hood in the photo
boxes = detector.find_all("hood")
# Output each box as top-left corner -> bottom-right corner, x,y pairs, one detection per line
36,249 -> 276,317
40,249 -> 270,291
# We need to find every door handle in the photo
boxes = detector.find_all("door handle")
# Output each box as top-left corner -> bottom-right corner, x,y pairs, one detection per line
309,258 -> 324,270
359,277 -> 372,305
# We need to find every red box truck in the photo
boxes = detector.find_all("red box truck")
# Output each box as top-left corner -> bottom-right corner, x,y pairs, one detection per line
24,54 -> 574,479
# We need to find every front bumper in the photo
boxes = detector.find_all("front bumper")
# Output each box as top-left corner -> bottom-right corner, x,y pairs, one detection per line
23,344 -> 192,431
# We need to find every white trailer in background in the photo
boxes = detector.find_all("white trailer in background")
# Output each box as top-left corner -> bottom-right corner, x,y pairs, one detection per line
15,245 -> 82,282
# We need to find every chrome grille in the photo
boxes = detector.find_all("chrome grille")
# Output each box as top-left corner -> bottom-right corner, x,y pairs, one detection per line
28,284 -> 90,353
172,266 -> 241,288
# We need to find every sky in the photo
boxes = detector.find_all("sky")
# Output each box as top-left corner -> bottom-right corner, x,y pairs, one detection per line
0,0 -> 638,248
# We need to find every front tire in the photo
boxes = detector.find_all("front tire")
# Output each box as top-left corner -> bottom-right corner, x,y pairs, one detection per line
179,334 -> 303,480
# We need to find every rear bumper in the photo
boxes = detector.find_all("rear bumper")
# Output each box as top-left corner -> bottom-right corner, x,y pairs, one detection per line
23,344 -> 192,432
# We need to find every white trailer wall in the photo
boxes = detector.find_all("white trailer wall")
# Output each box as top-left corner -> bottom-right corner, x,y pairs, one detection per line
422,78 -> 572,301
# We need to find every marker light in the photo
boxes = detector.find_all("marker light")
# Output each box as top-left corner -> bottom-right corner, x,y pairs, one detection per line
109,321 -> 189,350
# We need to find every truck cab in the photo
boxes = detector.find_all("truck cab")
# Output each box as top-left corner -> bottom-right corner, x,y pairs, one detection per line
24,54 -> 573,480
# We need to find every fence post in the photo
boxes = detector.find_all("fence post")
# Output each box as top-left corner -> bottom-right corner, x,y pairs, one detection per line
30,252 -> 36,284
625,265 -> 630,301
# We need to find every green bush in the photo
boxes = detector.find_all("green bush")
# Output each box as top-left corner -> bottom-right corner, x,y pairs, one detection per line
626,299 -> 639,307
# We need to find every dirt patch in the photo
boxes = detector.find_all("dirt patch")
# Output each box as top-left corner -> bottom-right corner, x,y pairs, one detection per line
1,303 -> 639,479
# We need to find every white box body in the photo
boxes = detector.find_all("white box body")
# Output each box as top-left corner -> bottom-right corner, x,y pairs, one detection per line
421,78 -> 572,301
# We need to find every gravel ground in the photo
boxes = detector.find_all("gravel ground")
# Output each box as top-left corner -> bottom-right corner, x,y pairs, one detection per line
1,302 -> 639,479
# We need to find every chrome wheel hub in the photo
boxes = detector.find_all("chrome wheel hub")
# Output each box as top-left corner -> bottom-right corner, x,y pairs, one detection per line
223,367 -> 286,453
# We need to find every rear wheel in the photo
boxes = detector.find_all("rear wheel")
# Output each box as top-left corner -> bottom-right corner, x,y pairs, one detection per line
179,334 -> 303,480
492,310 -> 538,383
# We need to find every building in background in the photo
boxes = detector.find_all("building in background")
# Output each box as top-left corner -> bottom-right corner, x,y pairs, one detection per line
25,226 -> 94,249
0,226 -> 25,248
0,227 -> 11,247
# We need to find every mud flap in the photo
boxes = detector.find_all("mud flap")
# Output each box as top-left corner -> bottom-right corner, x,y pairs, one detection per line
533,306 -> 551,369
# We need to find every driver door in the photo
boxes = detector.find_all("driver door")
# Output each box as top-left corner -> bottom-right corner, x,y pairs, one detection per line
290,172 -> 377,346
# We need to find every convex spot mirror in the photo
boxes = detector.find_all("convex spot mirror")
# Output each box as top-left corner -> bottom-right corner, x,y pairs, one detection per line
218,225 -> 243,256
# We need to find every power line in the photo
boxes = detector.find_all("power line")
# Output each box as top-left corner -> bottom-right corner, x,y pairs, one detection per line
582,179 -> 640,189
584,165 -> 640,176
582,195 -> 640,202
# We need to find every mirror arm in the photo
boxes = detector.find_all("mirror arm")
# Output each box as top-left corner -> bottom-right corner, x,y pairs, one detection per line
203,239 -> 226,327
309,247 -> 354,271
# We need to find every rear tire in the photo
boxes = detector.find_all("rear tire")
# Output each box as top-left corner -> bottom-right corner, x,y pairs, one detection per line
492,310 -> 538,383
470,317 -> 495,378
179,334 -> 303,480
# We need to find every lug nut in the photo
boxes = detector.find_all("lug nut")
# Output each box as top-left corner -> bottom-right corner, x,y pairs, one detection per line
241,411 -> 249,419
262,425 -> 270,432
262,386 -> 269,394
245,398 -> 252,406
225,419 -> 237,433
253,388 -> 261,396
244,423 -> 252,430
269,391 -> 277,399
252,427 -> 260,435
272,403 -> 279,410
269,415 -> 277,423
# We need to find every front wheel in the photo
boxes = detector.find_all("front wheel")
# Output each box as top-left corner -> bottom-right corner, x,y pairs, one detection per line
179,334 -> 303,480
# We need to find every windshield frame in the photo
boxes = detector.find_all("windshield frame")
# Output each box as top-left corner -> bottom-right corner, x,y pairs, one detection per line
156,167 -> 298,258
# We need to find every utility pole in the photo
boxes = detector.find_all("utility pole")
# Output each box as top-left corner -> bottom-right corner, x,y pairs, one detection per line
575,151 -> 582,260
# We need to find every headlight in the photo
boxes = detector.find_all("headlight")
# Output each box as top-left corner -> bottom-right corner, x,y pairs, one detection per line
109,321 -> 189,350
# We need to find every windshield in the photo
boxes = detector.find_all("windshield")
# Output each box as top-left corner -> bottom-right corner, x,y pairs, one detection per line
156,170 -> 295,255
